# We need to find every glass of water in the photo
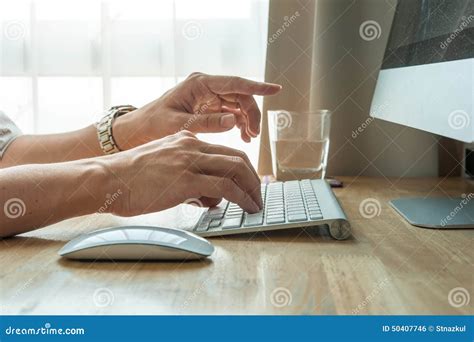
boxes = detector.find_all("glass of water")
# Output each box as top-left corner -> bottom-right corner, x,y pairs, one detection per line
268,110 -> 331,178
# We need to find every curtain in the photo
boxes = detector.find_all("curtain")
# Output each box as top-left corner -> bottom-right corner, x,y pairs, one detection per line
0,0 -> 269,166
260,0 -> 449,178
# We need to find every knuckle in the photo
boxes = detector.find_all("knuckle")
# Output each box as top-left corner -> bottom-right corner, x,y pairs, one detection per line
187,72 -> 207,84
230,155 -> 246,167
202,115 -> 212,129
188,71 -> 203,79
235,150 -> 248,161
179,136 -> 197,147
231,76 -> 242,83
178,129 -> 195,137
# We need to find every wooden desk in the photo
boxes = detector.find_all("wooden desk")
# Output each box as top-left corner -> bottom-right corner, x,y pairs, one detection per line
1,177 -> 473,315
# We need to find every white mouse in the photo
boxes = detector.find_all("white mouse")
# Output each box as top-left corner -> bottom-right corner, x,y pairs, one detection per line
59,226 -> 214,261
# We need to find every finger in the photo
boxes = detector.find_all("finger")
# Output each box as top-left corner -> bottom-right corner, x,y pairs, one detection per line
178,112 -> 236,133
204,75 -> 282,96
237,95 -> 260,137
221,95 -> 259,137
199,144 -> 260,184
196,174 -> 260,213
222,106 -> 251,142
220,100 -> 239,110
195,154 -> 262,208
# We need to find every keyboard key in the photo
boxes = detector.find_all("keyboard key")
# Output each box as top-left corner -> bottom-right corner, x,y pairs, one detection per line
209,219 -> 222,228
227,209 -> 243,215
309,212 -> 323,220
267,216 -> 285,224
222,216 -> 243,229
267,210 -> 284,216
243,213 -> 264,226
287,210 -> 306,216
208,212 -> 225,219
196,219 -> 210,232
288,213 -> 307,222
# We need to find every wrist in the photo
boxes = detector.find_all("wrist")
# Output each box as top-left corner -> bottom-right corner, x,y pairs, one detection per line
67,158 -> 119,217
89,157 -> 129,216
113,110 -> 152,150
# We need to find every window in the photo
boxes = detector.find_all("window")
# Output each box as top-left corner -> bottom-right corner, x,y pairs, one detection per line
0,0 -> 269,165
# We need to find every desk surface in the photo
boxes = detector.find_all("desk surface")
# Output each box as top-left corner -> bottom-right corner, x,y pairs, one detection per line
1,177 -> 473,315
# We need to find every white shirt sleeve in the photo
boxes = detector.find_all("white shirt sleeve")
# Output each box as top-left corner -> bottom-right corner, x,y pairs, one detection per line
0,111 -> 22,158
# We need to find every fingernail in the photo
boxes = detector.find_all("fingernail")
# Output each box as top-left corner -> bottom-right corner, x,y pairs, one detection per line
267,83 -> 282,89
220,114 -> 235,128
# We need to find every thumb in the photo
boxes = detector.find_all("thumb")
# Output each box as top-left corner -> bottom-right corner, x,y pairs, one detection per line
188,113 -> 236,133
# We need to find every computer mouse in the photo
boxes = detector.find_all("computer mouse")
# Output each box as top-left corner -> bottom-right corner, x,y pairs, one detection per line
58,225 -> 215,261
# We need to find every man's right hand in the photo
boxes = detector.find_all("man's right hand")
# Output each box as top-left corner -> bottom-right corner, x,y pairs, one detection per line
105,130 -> 263,217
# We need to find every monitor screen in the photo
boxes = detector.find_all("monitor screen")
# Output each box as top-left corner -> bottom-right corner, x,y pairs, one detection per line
382,0 -> 474,69
370,0 -> 473,143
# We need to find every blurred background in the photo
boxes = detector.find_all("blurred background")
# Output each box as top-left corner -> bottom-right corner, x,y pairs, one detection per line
0,0 -> 269,165
1,0 -> 465,177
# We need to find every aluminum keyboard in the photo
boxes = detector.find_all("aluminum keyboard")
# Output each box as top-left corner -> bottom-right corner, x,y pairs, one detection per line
194,180 -> 323,233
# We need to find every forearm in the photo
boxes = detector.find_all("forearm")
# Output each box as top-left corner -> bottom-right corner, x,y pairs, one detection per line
0,125 -> 103,168
0,158 -> 113,238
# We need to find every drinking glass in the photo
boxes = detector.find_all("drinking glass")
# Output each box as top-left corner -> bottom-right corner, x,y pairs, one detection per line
268,110 -> 331,178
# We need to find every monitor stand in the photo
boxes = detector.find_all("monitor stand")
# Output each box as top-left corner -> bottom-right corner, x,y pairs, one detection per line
390,197 -> 474,229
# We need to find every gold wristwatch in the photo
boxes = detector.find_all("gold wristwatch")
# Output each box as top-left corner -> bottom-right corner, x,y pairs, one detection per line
96,105 -> 137,154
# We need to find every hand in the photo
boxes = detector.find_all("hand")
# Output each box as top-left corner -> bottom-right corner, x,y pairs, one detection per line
114,73 -> 282,148
105,130 -> 263,217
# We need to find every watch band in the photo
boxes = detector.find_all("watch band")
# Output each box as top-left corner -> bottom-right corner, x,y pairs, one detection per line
97,105 -> 137,155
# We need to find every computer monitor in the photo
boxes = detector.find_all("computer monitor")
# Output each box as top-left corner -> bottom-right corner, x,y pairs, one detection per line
370,0 -> 474,229
371,0 -> 473,143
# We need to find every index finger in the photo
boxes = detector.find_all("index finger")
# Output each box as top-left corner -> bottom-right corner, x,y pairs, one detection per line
204,75 -> 282,96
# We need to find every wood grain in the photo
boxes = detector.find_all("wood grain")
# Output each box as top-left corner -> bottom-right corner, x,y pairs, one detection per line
1,177 -> 472,315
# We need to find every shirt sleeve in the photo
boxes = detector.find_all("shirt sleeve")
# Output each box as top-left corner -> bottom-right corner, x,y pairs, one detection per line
0,111 -> 22,158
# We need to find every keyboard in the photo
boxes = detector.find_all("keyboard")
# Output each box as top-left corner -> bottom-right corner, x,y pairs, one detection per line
193,179 -> 351,240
